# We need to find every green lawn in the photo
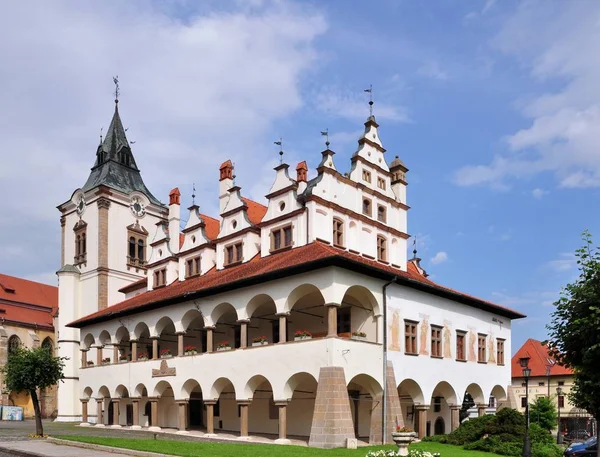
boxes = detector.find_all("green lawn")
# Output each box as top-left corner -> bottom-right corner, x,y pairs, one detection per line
57,435 -> 505,457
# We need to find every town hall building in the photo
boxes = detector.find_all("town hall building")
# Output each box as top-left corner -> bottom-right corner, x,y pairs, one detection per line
55,93 -> 525,447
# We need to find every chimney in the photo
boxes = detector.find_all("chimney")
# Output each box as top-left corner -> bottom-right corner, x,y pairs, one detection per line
296,161 -> 308,193
168,188 -> 181,253
219,160 -> 234,214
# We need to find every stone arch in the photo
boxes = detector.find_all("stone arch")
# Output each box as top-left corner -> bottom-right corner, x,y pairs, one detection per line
154,316 -> 175,337
282,372 -> 319,399
115,326 -> 130,344
347,373 -> 383,399
114,385 -> 130,399
431,381 -> 458,406
282,372 -> 318,438
133,383 -> 148,398
133,322 -> 150,340
246,294 -> 276,319
465,383 -> 485,405
82,333 -> 95,350
153,380 -> 174,398
397,378 -> 425,404
97,385 -> 111,399
244,374 -> 273,400
342,285 -> 381,316
490,384 -> 507,401
82,386 -> 93,400
97,330 -> 111,346
347,374 -> 383,441
41,337 -> 53,351
181,379 -> 202,399
211,303 -> 239,349
181,309 -> 204,332
285,284 -> 327,339
246,294 -> 277,345
210,302 -> 238,325
181,309 -> 206,353
284,284 -> 325,313
209,377 -> 236,400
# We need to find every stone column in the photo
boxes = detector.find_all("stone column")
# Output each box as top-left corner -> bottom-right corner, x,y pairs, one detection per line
96,398 -> 104,426
450,405 -> 461,431
369,360 -> 404,444
276,313 -> 288,343
81,399 -> 89,424
81,349 -> 87,368
478,404 -> 487,417
113,345 -> 119,364
238,400 -> 251,438
131,340 -> 138,362
151,337 -> 159,360
326,304 -> 339,338
148,398 -> 160,430
96,346 -> 103,365
97,197 -> 111,310
204,400 -> 217,436
415,405 -> 429,439
111,399 -> 120,427
274,401 -> 290,444
131,398 -> 141,429
177,332 -> 185,357
206,327 -> 215,353
237,320 -> 249,349
176,400 -> 188,432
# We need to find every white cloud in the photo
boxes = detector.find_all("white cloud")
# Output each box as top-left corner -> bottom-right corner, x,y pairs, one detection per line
491,289 -> 557,308
0,1 -> 327,279
430,251 -> 449,265
416,61 -> 448,81
532,188 -> 548,199
545,253 -> 577,273
455,1 -> 600,189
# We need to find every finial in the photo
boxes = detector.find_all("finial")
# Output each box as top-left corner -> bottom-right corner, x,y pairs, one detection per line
321,129 -> 330,149
192,183 -> 196,205
412,236 -> 418,259
232,162 -> 237,185
274,138 -> 283,164
99,127 -> 103,144
364,84 -> 373,116
113,75 -> 120,104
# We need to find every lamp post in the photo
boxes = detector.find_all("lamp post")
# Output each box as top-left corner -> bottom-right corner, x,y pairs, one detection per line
556,387 -> 563,445
520,356 -> 532,457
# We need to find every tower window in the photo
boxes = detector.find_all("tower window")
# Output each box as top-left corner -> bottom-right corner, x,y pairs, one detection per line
362,198 -> 372,216
377,235 -> 387,262
377,205 -> 387,223
333,218 -> 344,247
129,237 -> 136,258
137,239 -> 144,262
73,220 -> 87,265
271,226 -> 293,252
362,169 -> 372,183
127,222 -> 148,269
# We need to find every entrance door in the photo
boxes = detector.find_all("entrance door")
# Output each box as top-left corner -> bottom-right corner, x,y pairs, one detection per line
189,399 -> 204,428
126,404 -> 134,426
349,390 -> 360,437
434,417 -> 445,435
107,402 -> 114,425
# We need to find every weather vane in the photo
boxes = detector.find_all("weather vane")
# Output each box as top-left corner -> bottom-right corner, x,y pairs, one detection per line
412,236 -> 418,259
274,138 -> 283,164
232,162 -> 237,185
113,75 -> 120,103
100,127 -> 103,143
192,183 -> 196,205
364,84 -> 373,116
321,129 -> 330,149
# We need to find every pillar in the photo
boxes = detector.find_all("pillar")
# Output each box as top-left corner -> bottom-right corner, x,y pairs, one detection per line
81,399 -> 88,423
274,401 -> 289,443
177,332 -> 185,357
96,398 -> 104,426
113,345 -> 119,364
149,398 -> 160,430
81,349 -> 87,368
131,340 -> 138,362
450,405 -> 461,431
326,304 -> 339,338
111,399 -> 120,427
238,400 -> 251,437
276,313 -> 288,343
415,405 -> 429,439
238,320 -> 249,349
151,337 -> 159,360
478,404 -> 487,417
369,361 -> 404,445
131,398 -> 140,428
96,346 -> 102,365
206,327 -> 214,353
176,400 -> 188,431
205,400 -> 216,435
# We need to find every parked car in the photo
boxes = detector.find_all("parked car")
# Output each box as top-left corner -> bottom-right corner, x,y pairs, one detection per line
564,430 -> 591,444
564,436 -> 597,456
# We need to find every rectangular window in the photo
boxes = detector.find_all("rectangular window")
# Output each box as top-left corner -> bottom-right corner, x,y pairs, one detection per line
377,177 -> 386,190
153,268 -> 166,287
337,307 -> 351,334
225,242 -> 243,265
558,381 -> 565,386
558,396 -> 565,408
333,219 -> 344,247
431,326 -> 442,358
433,396 -> 442,413
185,256 -> 201,278
521,397 -> 527,408
496,339 -> 505,365
362,169 -> 372,183
74,223 -> 87,265
405,321 -> 418,355
377,236 -> 387,262
362,198 -> 372,216
478,334 -> 487,363
271,225 -> 293,251
539,382 -> 545,387
456,332 -> 466,361
377,205 -> 387,223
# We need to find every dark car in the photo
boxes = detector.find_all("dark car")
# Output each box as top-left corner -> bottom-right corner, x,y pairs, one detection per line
564,436 -> 597,456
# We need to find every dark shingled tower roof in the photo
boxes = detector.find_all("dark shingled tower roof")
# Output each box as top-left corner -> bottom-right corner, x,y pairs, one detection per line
82,101 -> 162,206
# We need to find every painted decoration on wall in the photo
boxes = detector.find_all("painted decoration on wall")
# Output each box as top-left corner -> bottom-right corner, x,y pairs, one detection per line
468,330 -> 477,362
152,360 -> 176,377
443,322 -> 452,359
389,310 -> 401,351
488,335 -> 496,364
1,406 -> 23,421
419,316 -> 429,356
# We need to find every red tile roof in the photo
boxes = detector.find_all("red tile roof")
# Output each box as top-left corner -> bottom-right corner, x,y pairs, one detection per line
0,274 -> 56,329
511,338 -> 573,378
242,198 -> 267,225
69,242 -> 525,328
200,213 -> 220,240
118,277 -> 148,294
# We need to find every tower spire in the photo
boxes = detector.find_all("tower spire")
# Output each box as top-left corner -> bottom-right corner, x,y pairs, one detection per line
113,75 -> 120,104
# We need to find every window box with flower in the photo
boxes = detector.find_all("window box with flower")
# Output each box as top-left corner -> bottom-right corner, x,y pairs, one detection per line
119,355 -> 128,363
252,336 -> 268,347
352,331 -> 367,341
294,330 -> 312,341
216,342 -> 231,352
160,349 -> 172,359
137,353 -> 148,361
86,360 -> 94,367
101,358 -> 111,365
184,345 -> 197,356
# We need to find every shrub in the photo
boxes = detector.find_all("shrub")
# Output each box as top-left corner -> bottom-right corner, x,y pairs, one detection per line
529,423 -> 554,445
442,414 -> 496,445
531,443 -> 563,457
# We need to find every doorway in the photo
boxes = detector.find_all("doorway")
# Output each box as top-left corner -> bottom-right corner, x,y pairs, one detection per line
434,417 -> 445,435
189,399 -> 204,428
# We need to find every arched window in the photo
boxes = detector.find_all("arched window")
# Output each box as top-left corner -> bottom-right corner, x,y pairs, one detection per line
333,218 -> 344,247
362,198 -> 372,216
129,237 -> 136,259
81,233 -> 86,256
137,239 -> 145,262
8,335 -> 21,355
377,205 -> 387,223
41,337 -> 53,353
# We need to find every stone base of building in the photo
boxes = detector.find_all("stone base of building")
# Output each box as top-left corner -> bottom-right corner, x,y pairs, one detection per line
54,415 -> 82,423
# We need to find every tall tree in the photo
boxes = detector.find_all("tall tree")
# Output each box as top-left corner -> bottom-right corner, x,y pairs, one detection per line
547,231 -> 600,456
529,396 -> 558,432
2,346 -> 66,436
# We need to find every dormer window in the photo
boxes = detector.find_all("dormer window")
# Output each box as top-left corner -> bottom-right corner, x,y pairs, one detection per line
362,170 -> 372,183
333,218 -> 344,247
377,205 -> 387,223
377,235 -> 387,262
271,225 -> 293,252
73,220 -> 87,265
362,198 -> 372,216
225,242 -> 243,266
185,256 -> 201,278
377,177 -> 386,190
153,268 -> 167,288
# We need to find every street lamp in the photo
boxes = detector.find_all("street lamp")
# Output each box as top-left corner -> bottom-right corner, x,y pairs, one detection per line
520,356 -> 532,457
556,387 -> 563,444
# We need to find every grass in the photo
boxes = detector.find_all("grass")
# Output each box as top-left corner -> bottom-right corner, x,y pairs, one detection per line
57,435 -> 506,457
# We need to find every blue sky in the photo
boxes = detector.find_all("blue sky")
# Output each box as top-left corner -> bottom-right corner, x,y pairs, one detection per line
1,0 -> 598,354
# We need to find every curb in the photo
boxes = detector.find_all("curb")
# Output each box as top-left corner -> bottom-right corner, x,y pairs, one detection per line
47,437 -> 171,457
0,444 -> 47,457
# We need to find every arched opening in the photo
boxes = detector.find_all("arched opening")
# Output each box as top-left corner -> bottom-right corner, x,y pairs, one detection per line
154,317 -> 177,359
462,383 -> 485,421
41,337 -> 53,353
434,417 -> 445,435
347,374 -> 383,442
429,381 -> 458,435
245,375 -> 277,436
39,337 -> 56,417
133,322 -> 151,360
283,372 -> 318,438
209,378 -> 237,433
181,309 -> 206,354
115,326 -> 131,362
397,379 -> 425,432
181,379 -> 204,430
340,285 -> 380,342
112,385 -> 131,426
286,284 -> 326,340
97,330 -> 112,364
490,385 -> 508,411
211,303 -> 239,350
153,381 -> 176,429
97,386 -> 111,426
8,335 -> 21,355
133,383 -> 150,427
247,294 -> 277,346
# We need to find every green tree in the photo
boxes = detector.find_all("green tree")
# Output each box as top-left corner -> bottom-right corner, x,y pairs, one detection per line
547,230 -> 600,457
529,396 -> 558,432
2,346 -> 66,436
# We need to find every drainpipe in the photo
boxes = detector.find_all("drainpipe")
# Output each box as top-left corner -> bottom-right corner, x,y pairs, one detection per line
382,276 -> 398,444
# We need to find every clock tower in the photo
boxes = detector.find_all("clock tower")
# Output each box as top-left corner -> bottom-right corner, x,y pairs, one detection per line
55,96 -> 166,421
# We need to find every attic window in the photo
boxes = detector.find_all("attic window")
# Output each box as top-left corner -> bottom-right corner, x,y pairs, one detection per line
153,268 -> 166,288
185,256 -> 201,278
225,242 -> 243,266
362,170 -> 372,183
271,225 -> 293,252
377,177 -> 386,190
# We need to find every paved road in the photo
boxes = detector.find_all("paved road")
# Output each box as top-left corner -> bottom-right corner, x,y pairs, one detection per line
0,440 -> 137,457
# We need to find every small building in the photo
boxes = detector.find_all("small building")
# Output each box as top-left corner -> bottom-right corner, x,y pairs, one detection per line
0,274 -> 57,418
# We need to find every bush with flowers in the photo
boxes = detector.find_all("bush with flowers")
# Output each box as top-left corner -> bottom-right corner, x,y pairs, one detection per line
365,450 -> 439,457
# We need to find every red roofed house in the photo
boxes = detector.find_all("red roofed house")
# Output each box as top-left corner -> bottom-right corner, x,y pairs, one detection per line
0,273 -> 57,418
510,338 -> 593,436
55,95 -> 525,447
